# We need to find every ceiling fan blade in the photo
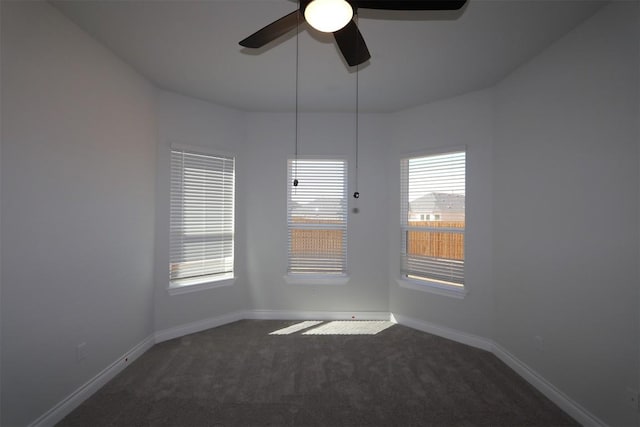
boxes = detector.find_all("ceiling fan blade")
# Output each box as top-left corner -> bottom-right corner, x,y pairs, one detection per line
239,10 -> 302,48
333,20 -> 371,67
354,0 -> 466,11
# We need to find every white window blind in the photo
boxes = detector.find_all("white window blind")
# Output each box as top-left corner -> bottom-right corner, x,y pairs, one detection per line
401,150 -> 465,286
287,159 -> 347,275
170,148 -> 234,285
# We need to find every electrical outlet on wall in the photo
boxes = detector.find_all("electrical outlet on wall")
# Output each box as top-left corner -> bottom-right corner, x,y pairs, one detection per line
76,342 -> 87,362
625,388 -> 639,410
534,335 -> 544,350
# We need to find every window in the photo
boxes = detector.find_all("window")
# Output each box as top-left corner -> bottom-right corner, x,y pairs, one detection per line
400,150 -> 465,289
170,147 -> 235,288
287,158 -> 347,276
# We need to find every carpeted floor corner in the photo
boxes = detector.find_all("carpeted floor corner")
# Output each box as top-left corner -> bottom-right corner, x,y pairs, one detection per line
57,320 -> 579,426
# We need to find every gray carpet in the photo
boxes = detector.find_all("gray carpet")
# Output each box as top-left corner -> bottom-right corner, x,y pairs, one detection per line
58,320 -> 579,426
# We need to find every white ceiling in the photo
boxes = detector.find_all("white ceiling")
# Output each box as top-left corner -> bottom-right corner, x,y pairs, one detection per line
51,0 -> 606,112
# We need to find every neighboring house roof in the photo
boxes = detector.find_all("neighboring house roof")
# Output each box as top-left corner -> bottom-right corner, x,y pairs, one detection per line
409,192 -> 465,214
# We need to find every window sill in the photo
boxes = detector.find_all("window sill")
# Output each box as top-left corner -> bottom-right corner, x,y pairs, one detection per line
396,277 -> 468,299
168,275 -> 235,296
284,274 -> 350,286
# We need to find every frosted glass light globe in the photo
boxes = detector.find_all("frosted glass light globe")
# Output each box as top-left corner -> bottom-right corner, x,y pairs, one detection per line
304,0 -> 353,33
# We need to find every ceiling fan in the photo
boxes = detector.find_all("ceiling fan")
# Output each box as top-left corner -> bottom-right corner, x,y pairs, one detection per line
239,0 -> 468,67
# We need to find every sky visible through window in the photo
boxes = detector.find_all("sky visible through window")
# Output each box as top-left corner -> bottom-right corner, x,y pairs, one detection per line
408,151 -> 465,202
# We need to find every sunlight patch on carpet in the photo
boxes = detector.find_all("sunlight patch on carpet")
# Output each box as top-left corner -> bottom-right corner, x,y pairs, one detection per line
269,320 -> 324,335
302,321 -> 394,335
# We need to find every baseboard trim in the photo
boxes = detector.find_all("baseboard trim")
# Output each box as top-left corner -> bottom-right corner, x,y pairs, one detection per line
246,309 -> 391,321
391,313 -> 606,427
29,334 -> 155,427
491,342 -> 606,427
390,313 -> 493,351
31,311 -> 606,427
154,310 -> 246,343
154,310 -> 390,344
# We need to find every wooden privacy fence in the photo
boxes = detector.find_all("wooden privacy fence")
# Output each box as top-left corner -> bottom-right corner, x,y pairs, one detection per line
289,218 -> 343,256
289,219 -> 464,260
290,229 -> 344,255
407,221 -> 464,260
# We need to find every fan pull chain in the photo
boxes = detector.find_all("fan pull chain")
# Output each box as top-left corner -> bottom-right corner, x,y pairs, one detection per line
352,12 -> 360,213
293,6 -> 300,188
353,63 -> 359,201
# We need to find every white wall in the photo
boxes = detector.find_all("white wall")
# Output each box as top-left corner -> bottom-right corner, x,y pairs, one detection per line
387,89 -> 494,339
638,3 -> 640,411
0,2 -> 157,426
0,1 -> 3,421
1,1 -> 638,426
243,112 -> 390,314
153,90 -> 249,331
493,2 -> 639,426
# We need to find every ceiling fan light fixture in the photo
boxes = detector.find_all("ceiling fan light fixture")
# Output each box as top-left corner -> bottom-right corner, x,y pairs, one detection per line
304,0 -> 353,33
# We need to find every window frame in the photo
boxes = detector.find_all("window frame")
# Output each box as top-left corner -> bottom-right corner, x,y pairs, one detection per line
285,156 -> 349,285
168,144 -> 236,295
398,147 -> 468,299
